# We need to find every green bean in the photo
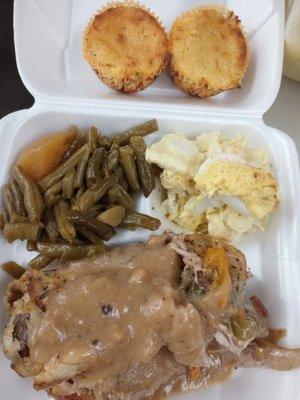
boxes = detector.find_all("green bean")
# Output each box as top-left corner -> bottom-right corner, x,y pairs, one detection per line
110,142 -> 119,151
32,184 -> 44,218
119,146 -> 140,192
98,134 -> 112,149
123,211 -> 160,230
107,187 -> 118,204
2,184 -> 16,220
27,240 -> 37,251
130,135 -> 146,154
75,177 -> 114,211
112,119 -> 158,146
130,137 -> 155,197
54,200 -> 76,243
37,242 -> 73,258
99,148 -> 107,168
72,185 -> 86,207
44,208 -> 61,243
73,143 -> 91,189
77,226 -> 105,244
60,243 -> 106,262
113,165 -> 129,192
67,210 -> 115,241
115,184 -> 133,209
45,193 -> 62,207
83,204 -> 104,218
60,246 -> 87,262
62,126 -> 79,161
86,148 -> 105,189
29,254 -> 54,270
97,205 -> 125,227
45,180 -> 63,196
10,179 -> 26,216
14,166 -> 44,223
1,261 -> 25,279
120,223 -> 138,231
62,167 -> 75,199
3,222 -> 43,243
76,131 -> 89,147
103,151 -> 110,178
107,149 -> 119,173
44,180 -> 63,206
38,143 -> 90,191
88,127 -> 99,152
69,125 -> 79,136
86,243 -> 106,257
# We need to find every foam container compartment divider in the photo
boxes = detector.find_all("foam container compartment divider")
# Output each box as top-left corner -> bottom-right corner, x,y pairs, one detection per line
1,1 -> 300,400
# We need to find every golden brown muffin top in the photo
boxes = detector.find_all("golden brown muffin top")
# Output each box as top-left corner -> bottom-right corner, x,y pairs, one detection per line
83,5 -> 167,92
169,6 -> 249,97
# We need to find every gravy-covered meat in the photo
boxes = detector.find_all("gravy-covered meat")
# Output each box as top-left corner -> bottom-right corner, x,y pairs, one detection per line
30,267 -> 205,386
2,233 -> 300,400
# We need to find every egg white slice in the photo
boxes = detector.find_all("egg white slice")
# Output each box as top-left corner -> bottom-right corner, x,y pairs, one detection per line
197,153 -> 248,175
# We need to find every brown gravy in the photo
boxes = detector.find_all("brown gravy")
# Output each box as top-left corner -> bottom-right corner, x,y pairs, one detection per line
29,237 -> 206,393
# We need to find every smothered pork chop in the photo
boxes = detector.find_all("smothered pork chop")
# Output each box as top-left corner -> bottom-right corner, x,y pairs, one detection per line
2,234 -> 300,399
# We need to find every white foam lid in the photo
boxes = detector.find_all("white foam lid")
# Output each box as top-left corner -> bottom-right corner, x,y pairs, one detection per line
14,0 -> 284,116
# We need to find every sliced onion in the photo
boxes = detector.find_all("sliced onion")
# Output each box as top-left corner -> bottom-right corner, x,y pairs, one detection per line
183,194 -> 251,218
197,153 -> 248,174
216,195 -> 250,215
192,197 -> 212,214
207,196 -> 223,209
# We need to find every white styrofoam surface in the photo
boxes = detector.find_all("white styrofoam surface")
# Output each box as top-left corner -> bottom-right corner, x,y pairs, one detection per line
265,75 -> 300,153
0,106 -> 300,400
14,0 -> 284,115
1,0 -> 300,399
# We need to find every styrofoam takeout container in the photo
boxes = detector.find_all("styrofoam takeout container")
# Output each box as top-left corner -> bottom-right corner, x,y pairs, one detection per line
1,1 -> 300,399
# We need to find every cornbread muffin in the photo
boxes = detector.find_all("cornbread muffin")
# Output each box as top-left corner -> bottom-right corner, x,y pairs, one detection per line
169,6 -> 249,98
83,3 -> 167,93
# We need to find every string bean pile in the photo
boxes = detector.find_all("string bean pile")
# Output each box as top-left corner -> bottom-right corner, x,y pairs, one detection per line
0,120 -> 161,275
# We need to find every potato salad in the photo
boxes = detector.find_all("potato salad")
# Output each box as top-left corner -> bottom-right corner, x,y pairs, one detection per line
146,132 -> 279,241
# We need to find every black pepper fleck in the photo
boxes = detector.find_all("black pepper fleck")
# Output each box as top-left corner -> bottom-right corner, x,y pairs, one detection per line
102,304 -> 113,316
